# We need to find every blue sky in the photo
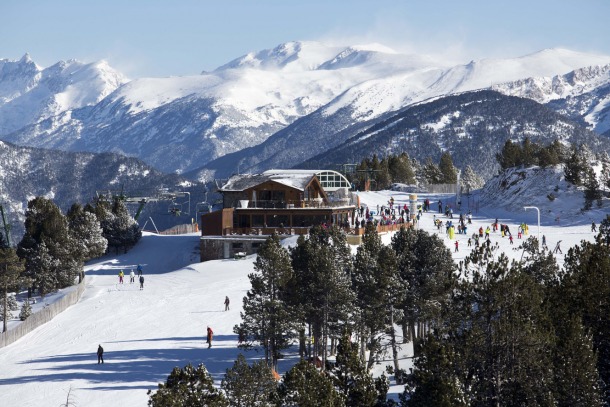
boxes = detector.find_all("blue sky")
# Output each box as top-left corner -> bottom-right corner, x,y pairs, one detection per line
2,0 -> 609,78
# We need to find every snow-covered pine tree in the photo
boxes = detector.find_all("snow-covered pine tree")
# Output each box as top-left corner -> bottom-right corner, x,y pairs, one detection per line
279,359 -> 344,406
67,203 -> 107,282
147,363 -> 228,406
460,165 -> 484,194
220,354 -> 278,405
17,197 -> 76,295
19,298 -> 32,321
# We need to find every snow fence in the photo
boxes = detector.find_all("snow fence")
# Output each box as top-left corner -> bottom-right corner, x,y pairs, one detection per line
0,278 -> 86,349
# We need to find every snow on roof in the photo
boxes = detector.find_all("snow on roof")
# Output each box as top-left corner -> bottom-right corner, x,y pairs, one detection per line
219,170 -> 317,192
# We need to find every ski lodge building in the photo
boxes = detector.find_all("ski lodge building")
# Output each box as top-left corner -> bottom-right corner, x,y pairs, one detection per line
199,169 -> 357,261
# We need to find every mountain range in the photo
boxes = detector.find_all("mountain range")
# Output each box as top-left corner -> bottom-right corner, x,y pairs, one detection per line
3,42 -> 610,181
2,41 -> 610,239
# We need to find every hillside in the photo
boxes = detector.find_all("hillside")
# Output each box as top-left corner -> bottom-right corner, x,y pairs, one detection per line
3,46 -> 610,176
0,164 -> 606,405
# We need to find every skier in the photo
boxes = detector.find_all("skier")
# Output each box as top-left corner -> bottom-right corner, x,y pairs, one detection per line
509,235 -> 514,244
553,241 -> 563,254
137,264 -> 143,276
118,270 -> 124,284
97,344 -> 104,364
542,235 -> 547,249
129,269 -> 135,284
139,274 -> 144,290
592,222 -> 597,232
224,296 -> 230,311
454,240 -> 459,252
206,326 -> 214,348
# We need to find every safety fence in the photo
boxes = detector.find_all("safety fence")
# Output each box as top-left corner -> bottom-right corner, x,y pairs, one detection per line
158,223 -> 199,235
0,278 -> 86,349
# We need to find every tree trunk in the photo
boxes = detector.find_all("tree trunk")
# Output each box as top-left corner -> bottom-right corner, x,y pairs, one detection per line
390,306 -> 401,383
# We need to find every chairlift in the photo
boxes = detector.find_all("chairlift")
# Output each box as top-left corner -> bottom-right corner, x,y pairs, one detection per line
196,202 -> 212,214
168,202 -> 182,216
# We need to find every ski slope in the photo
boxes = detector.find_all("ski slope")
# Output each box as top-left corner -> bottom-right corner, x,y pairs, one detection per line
0,190 -> 604,406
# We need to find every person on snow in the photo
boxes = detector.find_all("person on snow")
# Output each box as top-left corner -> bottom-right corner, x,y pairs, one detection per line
97,344 -> 104,364
454,240 -> 459,252
139,274 -> 144,290
137,264 -> 143,276
509,235 -> 514,244
129,269 -> 135,284
592,222 -> 597,232
485,226 -> 491,240
206,326 -> 214,348
118,270 -> 124,284
224,296 -> 230,311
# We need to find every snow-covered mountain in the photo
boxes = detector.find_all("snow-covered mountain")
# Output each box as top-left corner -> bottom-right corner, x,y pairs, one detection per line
2,44 -> 610,177
0,140 -> 200,240
493,63 -> 610,136
0,54 -> 126,135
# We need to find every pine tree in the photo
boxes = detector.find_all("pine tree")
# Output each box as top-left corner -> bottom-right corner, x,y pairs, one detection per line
438,152 -> 458,184
496,139 -> 522,170
352,223 -> 400,368
236,234 -> 297,370
422,157 -> 443,184
19,298 -> 32,321
289,226 -> 355,367
279,359 -> 344,406
147,363 -> 228,406
390,227 -> 456,346
561,239 -> 610,402
67,203 -> 107,282
564,145 -> 587,185
0,247 -> 26,331
17,197 -> 77,295
460,165 -> 484,194
220,354 -> 278,406
401,335 -> 466,407
583,165 -> 602,210
330,332 -> 379,407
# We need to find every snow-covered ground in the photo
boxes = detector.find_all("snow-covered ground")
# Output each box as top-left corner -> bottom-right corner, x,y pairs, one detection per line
0,186 -> 605,406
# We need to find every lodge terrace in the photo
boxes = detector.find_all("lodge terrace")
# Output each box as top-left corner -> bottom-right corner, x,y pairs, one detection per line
199,169 -> 411,261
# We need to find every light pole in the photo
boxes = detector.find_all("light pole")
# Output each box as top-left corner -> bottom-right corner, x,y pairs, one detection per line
523,206 -> 540,250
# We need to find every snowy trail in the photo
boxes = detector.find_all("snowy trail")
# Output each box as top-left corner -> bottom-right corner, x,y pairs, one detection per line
0,192 -> 603,406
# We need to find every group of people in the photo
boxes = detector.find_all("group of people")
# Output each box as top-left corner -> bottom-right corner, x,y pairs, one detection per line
118,264 -> 145,290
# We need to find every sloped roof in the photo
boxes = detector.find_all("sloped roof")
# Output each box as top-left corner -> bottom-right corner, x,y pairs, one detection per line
219,170 -> 317,192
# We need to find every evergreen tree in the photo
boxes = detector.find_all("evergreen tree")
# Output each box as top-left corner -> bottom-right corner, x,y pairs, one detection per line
352,223 -> 400,369
389,153 -> 416,185
147,363 -> 228,407
17,197 -> 77,295
583,165 -> 603,210
438,152 -> 458,184
220,354 -> 278,406
279,359 -> 345,406
564,145 -> 587,185
289,226 -> 355,366
456,256 -> 555,406
551,313 -> 602,407
236,234 -> 297,371
330,332 -> 379,407
521,136 -> 538,167
460,165 -> 484,194
67,203 -> 107,268
90,195 -> 141,254
19,298 -> 32,321
390,227 -> 456,346
561,239 -> 610,402
401,335 -> 467,407
422,157 -> 443,184
0,247 -> 25,331
497,139 -> 522,170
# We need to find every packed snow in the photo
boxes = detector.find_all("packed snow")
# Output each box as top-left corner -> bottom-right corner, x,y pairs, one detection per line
0,186 -> 605,406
